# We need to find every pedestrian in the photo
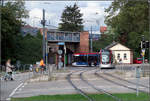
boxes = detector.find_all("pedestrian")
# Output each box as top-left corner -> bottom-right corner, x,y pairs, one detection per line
94,60 -> 97,66
5,59 -> 14,81
119,58 -> 122,65
40,59 -> 45,74
29,64 -> 33,71
88,60 -> 91,67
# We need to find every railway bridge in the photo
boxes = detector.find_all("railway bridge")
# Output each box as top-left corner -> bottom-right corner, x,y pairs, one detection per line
40,29 -> 89,65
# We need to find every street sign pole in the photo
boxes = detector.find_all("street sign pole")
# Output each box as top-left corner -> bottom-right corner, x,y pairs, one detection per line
142,49 -> 145,64
141,35 -> 145,64
64,45 -> 66,70
90,26 -> 93,52
41,9 -> 46,64
58,50 -> 63,69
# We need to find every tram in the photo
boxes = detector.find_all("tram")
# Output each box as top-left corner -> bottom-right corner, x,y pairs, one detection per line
72,53 -> 100,66
99,49 -> 115,68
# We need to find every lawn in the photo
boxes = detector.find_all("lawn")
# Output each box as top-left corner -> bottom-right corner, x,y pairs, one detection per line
11,93 -> 150,101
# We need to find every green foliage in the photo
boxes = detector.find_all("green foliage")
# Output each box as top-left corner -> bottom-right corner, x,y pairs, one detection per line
18,31 -> 43,64
93,34 -> 114,52
11,93 -> 150,101
59,3 -> 83,32
104,0 -> 149,58
1,0 -> 28,64
1,1 -> 42,65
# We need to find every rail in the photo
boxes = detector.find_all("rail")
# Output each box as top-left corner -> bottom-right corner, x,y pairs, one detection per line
66,70 -> 94,101
80,70 -> 122,101
95,71 -> 148,94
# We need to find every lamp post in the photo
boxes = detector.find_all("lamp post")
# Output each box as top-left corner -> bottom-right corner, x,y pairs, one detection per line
148,0 -> 150,64
90,26 -> 93,52
84,13 -> 100,52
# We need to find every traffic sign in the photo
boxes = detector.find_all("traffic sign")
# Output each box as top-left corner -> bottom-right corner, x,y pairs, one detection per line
141,49 -> 145,56
58,50 -> 63,55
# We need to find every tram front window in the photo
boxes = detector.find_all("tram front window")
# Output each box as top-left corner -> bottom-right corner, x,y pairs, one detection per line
102,54 -> 109,64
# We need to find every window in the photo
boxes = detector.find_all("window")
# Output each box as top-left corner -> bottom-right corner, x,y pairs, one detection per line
124,53 -> 127,60
117,53 -> 120,60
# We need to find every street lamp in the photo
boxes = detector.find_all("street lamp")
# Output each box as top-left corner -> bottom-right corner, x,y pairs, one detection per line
83,13 -> 100,52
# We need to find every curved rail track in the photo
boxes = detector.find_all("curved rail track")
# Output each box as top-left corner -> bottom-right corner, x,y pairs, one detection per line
104,72 -> 149,89
80,70 -> 122,101
66,68 -> 95,101
95,70 -> 148,94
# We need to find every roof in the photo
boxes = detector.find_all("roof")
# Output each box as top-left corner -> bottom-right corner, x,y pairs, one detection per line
104,41 -> 118,50
104,41 -> 131,51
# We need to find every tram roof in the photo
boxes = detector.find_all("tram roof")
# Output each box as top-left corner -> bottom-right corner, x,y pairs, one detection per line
73,53 -> 99,56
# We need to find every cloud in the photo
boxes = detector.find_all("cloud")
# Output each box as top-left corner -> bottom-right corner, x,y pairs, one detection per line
24,1 -> 111,32
80,2 -> 109,32
26,8 -> 58,27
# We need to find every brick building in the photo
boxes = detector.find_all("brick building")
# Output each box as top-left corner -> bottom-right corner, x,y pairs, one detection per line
39,28 -> 90,65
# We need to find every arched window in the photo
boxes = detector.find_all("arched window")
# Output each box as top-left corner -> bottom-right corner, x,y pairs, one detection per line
124,53 -> 127,60
117,53 -> 120,60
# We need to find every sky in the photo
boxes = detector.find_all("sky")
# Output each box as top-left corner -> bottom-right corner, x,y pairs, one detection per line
24,1 -> 112,34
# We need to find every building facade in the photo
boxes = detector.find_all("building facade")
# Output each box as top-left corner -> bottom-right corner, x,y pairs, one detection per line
105,42 -> 133,64
40,28 -> 90,66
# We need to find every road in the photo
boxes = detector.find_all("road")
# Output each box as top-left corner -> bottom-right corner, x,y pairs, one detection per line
0,66 -> 149,100
0,72 -> 32,100
11,67 -> 149,98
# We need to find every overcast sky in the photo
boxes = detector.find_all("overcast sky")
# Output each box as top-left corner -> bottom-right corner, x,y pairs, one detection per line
24,1 -> 112,34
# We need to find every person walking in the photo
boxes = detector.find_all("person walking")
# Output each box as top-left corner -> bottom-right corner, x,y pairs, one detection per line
5,59 -> 14,81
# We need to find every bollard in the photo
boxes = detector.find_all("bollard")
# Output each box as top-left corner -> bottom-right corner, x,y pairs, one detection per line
48,64 -> 54,81
136,66 -> 141,96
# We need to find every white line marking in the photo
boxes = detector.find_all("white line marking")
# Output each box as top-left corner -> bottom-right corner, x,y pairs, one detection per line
9,83 -> 24,97
6,98 -> 10,100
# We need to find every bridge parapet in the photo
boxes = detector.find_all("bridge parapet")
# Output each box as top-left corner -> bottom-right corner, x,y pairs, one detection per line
47,31 -> 80,42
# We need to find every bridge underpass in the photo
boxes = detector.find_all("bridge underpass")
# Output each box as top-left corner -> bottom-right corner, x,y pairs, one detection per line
40,29 -> 89,66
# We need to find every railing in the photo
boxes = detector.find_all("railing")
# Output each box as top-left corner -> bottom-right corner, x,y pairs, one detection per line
47,31 -> 80,42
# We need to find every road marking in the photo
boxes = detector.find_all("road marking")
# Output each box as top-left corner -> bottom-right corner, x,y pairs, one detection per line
6,98 -> 10,100
7,82 -> 24,100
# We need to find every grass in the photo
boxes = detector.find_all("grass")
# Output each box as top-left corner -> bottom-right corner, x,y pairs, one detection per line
11,93 -> 150,101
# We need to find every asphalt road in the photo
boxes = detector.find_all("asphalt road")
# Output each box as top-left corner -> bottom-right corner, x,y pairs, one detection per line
0,72 -> 33,100
0,66 -> 149,100
11,68 -> 149,98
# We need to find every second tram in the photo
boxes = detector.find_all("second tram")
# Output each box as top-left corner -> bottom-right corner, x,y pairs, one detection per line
99,49 -> 115,68
72,53 -> 100,66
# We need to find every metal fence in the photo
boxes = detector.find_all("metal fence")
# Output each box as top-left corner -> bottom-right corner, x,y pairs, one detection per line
115,64 -> 150,77
47,31 -> 80,42
32,64 -> 55,79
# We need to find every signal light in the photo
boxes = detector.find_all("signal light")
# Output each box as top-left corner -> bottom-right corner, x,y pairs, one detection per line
142,41 -> 146,48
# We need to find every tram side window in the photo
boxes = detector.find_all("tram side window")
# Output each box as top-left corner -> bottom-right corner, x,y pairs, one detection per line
88,56 -> 98,63
74,56 -> 87,62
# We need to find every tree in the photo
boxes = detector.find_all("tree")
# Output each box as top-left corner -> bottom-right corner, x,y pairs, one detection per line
104,0 -> 149,58
1,0 -> 28,64
19,31 -> 43,64
93,34 -> 114,52
59,3 -> 83,32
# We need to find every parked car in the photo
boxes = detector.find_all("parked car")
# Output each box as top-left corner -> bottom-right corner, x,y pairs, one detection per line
133,58 -> 143,64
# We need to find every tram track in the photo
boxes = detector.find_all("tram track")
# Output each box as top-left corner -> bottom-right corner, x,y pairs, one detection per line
80,70 -> 122,101
95,70 -> 148,94
66,68 -> 95,101
104,72 -> 149,89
